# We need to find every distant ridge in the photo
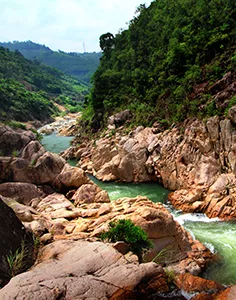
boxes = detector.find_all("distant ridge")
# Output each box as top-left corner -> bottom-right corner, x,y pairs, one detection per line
0,40 -> 102,84
0,45 -> 88,123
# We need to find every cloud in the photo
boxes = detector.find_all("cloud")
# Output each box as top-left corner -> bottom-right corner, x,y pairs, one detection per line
0,0 -> 152,52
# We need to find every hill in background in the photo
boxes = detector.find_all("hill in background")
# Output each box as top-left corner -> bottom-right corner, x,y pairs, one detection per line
0,46 -> 88,123
0,41 -> 101,84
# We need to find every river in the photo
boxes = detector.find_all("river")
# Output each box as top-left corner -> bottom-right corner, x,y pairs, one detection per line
42,134 -> 236,285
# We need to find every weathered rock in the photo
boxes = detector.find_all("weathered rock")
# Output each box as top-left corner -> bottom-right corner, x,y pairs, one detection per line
77,114 -> 236,220
0,126 -> 36,156
0,197 -> 34,287
108,109 -> 131,127
38,113 -> 81,136
53,164 -> 89,190
0,182 -> 44,206
2,197 -> 38,222
228,105 -> 236,124
72,183 -> 110,206
175,273 -> 225,294
0,240 -> 164,300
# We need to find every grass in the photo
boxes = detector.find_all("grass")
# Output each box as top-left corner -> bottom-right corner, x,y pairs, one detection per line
151,245 -> 174,264
5,241 -> 27,278
11,150 -> 19,157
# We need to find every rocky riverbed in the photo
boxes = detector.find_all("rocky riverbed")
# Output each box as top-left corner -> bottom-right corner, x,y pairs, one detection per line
64,106 -> 236,221
0,124 -> 228,299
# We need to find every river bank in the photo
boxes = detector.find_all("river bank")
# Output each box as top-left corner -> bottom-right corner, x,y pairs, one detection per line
0,124 -> 221,299
41,131 -> 236,286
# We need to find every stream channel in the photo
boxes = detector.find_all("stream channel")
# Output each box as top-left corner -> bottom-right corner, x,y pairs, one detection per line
42,133 -> 236,285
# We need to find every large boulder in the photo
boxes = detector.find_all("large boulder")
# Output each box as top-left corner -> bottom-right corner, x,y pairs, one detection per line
0,182 -> 45,206
0,126 -> 36,156
0,197 -> 34,287
0,240 -> 164,300
31,195 -> 213,275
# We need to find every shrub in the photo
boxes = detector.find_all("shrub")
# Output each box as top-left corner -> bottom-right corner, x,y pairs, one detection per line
99,219 -> 153,262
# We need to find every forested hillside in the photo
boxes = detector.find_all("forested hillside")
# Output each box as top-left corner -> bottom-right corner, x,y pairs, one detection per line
85,0 -> 236,130
0,41 -> 102,83
0,46 -> 88,123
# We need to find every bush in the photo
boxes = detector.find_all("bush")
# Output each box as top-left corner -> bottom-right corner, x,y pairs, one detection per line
99,219 -> 153,262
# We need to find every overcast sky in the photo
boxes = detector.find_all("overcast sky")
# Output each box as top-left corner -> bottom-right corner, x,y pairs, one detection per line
0,0 -> 152,53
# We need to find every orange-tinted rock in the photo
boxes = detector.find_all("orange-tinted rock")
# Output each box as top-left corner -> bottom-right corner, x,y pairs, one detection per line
175,273 -> 225,294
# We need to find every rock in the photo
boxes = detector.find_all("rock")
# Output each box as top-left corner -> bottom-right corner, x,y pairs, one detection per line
72,183 -> 110,206
112,241 -> 130,255
209,72 -> 233,95
228,105 -> 236,124
0,196 -> 34,287
36,193 -> 74,213
53,164 -> 89,190
2,197 -> 37,222
20,140 -> 46,162
175,273 -> 225,294
40,233 -> 53,244
76,115 -> 236,220
108,109 -> 131,127
0,182 -> 44,206
0,126 -> 36,156
39,113 -> 80,136
0,240 -> 164,300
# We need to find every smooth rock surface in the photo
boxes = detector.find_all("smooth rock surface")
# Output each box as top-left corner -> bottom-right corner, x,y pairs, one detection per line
0,240 -> 164,300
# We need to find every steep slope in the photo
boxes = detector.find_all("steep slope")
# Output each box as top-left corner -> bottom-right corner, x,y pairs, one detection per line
85,0 -> 235,130
0,46 -> 88,123
0,41 -> 102,83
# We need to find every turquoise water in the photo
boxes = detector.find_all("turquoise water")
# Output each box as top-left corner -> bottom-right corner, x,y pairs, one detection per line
176,214 -> 236,285
42,134 -> 236,285
89,175 -> 169,203
91,176 -> 236,285
42,133 -> 74,154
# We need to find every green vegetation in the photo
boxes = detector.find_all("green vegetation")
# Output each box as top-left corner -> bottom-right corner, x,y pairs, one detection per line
6,120 -> 26,130
0,41 -> 102,83
0,46 -> 89,122
99,219 -> 153,262
152,245 -> 174,264
84,0 -> 236,130
4,241 -> 29,278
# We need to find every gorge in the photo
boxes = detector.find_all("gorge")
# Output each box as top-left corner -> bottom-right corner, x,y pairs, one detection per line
42,126 -> 236,286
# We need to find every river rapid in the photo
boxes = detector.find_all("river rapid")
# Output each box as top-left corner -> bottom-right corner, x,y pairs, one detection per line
42,134 -> 236,285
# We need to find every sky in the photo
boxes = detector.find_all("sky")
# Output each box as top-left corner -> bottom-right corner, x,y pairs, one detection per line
0,0 -> 152,53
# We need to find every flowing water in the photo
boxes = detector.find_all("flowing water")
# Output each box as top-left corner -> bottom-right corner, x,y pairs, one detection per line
42,134 -> 236,285
42,133 -> 74,154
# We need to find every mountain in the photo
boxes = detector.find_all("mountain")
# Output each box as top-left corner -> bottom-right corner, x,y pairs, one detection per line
84,0 -> 235,130
0,46 -> 88,123
0,41 -> 102,84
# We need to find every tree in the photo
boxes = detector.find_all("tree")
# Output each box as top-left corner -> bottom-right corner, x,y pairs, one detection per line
99,32 -> 115,53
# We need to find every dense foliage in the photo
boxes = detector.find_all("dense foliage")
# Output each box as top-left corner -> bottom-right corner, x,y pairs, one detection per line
86,0 -> 236,130
99,219 -> 153,261
0,46 -> 88,122
0,41 -> 102,83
